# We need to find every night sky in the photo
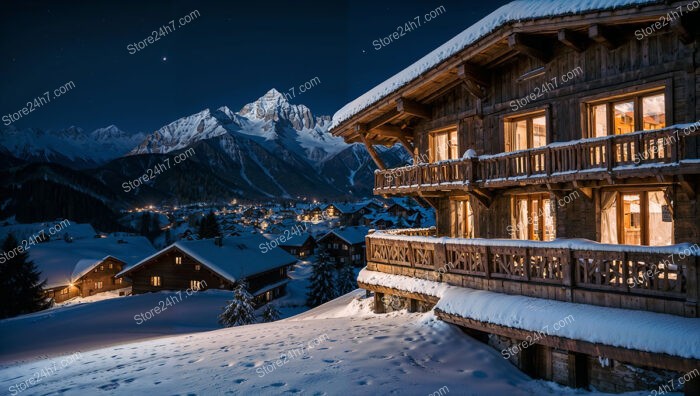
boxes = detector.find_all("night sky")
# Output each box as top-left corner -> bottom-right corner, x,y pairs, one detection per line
0,0 -> 510,133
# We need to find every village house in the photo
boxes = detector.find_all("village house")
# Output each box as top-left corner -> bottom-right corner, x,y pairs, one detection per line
275,234 -> 316,259
330,1 -> 700,394
317,226 -> 369,267
117,234 -> 296,306
27,236 -> 156,304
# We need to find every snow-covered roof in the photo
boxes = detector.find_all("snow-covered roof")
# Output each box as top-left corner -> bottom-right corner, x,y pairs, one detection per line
262,233 -> 314,247
330,0 -> 659,129
319,226 -> 370,246
28,236 -> 156,289
119,234 -> 297,283
70,256 -> 125,282
0,221 -> 96,243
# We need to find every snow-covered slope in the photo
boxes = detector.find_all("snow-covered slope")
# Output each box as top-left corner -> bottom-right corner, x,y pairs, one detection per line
0,291 -> 613,396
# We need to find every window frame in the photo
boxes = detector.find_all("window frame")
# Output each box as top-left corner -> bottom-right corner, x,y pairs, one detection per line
428,125 -> 459,162
504,110 -> 548,152
512,193 -> 555,241
600,187 -> 674,246
582,83 -> 670,138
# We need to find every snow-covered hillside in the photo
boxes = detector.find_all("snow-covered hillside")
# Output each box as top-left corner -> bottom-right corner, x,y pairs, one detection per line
0,290 -> 658,396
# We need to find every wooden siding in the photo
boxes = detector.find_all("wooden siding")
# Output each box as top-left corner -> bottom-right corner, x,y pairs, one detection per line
125,247 -> 288,295
45,257 -> 129,304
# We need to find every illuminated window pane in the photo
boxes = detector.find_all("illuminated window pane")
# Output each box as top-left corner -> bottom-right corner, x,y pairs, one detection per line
614,101 -> 635,134
431,129 -> 458,162
647,191 -> 672,246
591,104 -> 607,137
532,116 -> 547,148
622,194 -> 642,245
642,93 -> 665,130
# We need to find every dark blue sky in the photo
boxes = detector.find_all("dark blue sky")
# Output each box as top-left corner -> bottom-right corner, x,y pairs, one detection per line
0,0 -> 510,133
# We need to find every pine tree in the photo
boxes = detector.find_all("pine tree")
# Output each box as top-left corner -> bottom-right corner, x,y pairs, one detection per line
306,247 -> 337,307
261,304 -> 281,322
199,212 -> 221,239
0,234 -> 50,319
219,281 -> 256,327
139,212 -> 151,236
336,264 -> 357,296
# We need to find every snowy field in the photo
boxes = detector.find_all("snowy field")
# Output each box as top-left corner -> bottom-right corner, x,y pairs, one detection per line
0,289 -> 670,396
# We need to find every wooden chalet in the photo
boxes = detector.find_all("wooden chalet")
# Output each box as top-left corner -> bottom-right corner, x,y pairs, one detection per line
317,226 -> 369,267
27,236 -> 156,304
278,234 -> 316,259
330,1 -> 700,394
117,235 -> 295,305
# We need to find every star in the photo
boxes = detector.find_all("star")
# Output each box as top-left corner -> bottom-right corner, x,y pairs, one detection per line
162,56 -> 167,62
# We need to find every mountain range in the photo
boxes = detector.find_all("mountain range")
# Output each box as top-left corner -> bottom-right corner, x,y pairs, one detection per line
0,89 -> 410,224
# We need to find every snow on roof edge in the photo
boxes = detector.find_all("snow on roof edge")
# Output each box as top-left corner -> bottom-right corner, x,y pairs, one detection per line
330,0 -> 661,130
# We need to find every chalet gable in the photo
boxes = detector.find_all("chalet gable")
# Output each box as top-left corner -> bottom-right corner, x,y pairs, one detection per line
329,0 -> 695,152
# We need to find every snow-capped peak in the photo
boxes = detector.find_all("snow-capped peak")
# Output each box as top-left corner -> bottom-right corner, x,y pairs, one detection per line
91,125 -> 128,140
239,88 -> 315,130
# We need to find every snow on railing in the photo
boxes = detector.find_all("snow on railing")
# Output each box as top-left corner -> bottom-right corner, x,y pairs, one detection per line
374,124 -> 700,192
365,231 -> 699,317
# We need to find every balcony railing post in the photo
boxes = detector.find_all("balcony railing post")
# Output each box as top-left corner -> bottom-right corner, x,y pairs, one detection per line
434,240 -> 447,274
686,256 -> 699,317
562,249 -> 574,302
606,138 -> 614,172
670,128 -> 680,163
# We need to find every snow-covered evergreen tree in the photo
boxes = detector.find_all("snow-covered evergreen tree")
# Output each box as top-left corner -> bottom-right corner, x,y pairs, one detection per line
336,264 -> 357,296
219,281 -> 256,327
306,247 -> 337,307
261,304 -> 281,322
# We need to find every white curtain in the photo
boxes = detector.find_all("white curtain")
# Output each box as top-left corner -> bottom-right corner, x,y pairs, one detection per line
515,199 -> 528,240
648,191 -> 673,246
601,192 -> 617,244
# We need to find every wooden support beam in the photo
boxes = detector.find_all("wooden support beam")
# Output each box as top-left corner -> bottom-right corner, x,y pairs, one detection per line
469,188 -> 494,208
576,187 -> 593,201
457,62 -> 489,99
557,29 -> 588,52
417,194 -> 438,209
397,135 -> 415,159
678,178 -> 696,200
371,124 -> 413,139
588,24 -> 619,50
367,108 -> 402,131
359,130 -> 386,170
507,33 -> 552,63
396,97 -> 431,119
671,18 -> 694,44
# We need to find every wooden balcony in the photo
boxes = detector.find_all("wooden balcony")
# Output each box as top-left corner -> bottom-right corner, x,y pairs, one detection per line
375,125 -> 700,194
364,229 -> 700,317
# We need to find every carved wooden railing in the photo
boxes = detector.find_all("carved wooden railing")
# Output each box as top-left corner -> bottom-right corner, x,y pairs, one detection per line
375,125 -> 700,192
365,231 -> 700,317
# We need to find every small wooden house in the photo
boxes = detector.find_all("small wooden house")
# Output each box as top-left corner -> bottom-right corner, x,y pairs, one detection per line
28,236 -> 156,304
317,226 -> 369,267
277,234 -> 316,259
117,234 -> 296,305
